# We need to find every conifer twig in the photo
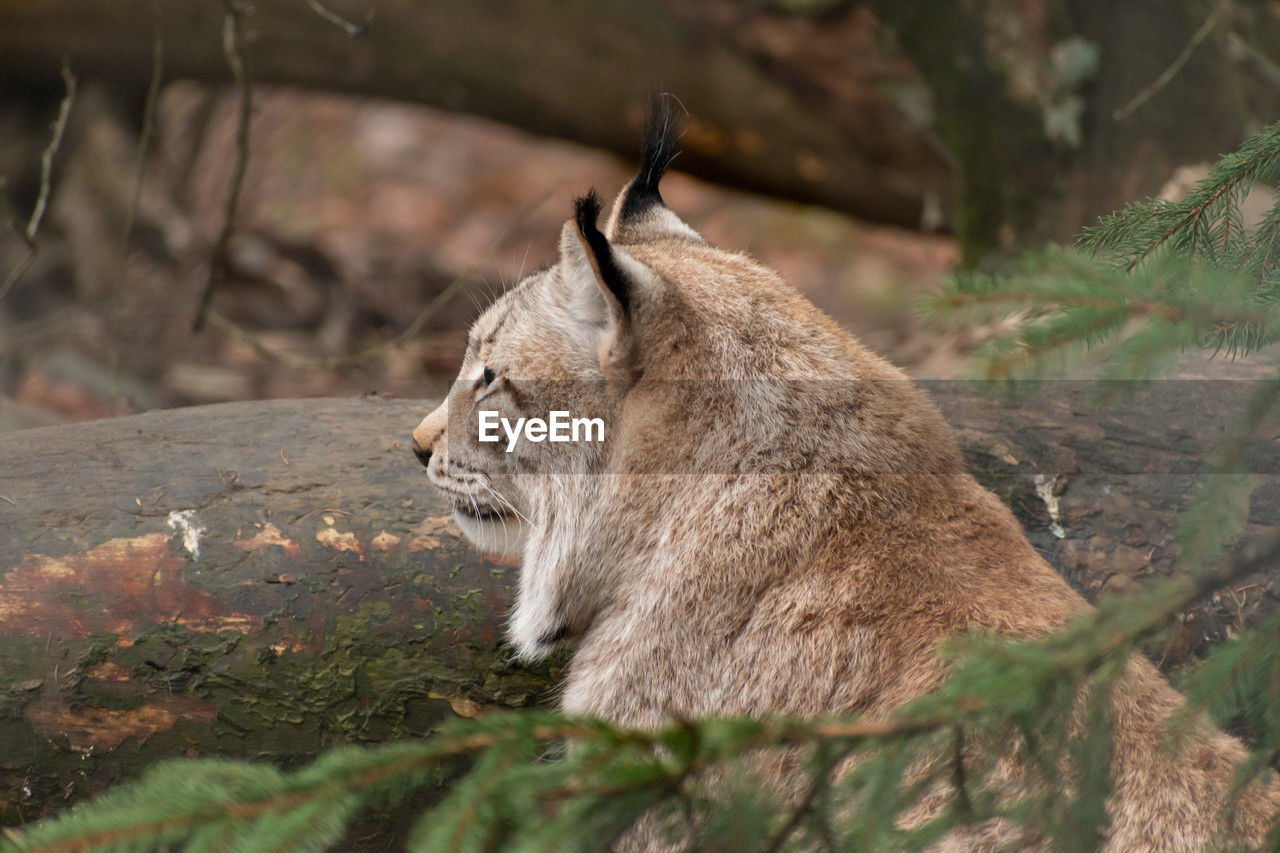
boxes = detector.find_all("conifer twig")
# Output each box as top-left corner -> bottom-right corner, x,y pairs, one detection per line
1134,180 -> 1236,271
761,742 -> 852,853
951,725 -> 974,821
6,714 -> 948,852
935,286 -> 1267,329
762,774 -> 826,853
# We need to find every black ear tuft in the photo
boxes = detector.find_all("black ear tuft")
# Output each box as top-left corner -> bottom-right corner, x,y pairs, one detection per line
574,189 -> 604,241
574,189 -> 630,315
618,93 -> 683,222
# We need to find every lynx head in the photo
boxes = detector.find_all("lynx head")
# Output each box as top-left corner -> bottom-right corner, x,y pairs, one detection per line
410,95 -> 689,548
412,95 -> 958,660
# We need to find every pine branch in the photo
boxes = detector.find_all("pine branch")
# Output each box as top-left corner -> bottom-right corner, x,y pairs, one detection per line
5,712 -> 954,853
1089,123 -> 1280,277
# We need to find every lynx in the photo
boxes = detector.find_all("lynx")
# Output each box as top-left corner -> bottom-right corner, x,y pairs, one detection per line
411,98 -> 1279,849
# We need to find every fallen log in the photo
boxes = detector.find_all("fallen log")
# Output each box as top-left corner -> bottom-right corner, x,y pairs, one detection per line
1,387 -> 1277,836
0,0 -> 947,230
4,1 -> 1271,255
0,396 -> 562,833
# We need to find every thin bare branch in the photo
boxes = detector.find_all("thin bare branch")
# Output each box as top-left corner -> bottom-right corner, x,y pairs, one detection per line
1226,31 -> 1280,90
1113,2 -> 1223,121
0,60 -> 77,301
122,0 -> 164,247
304,0 -> 370,37
193,0 -> 254,331
205,189 -> 551,370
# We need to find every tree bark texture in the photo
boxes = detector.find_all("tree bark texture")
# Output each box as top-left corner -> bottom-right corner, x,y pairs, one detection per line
2,388 -> 1278,830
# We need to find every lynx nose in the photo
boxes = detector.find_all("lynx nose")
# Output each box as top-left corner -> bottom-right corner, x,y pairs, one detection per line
411,439 -> 432,469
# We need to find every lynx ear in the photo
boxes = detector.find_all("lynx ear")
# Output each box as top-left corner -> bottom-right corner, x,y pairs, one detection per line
573,190 -> 632,320
558,191 -> 649,374
604,93 -> 702,243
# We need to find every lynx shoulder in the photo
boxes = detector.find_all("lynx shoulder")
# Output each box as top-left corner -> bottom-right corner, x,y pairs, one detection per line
412,96 -> 1279,849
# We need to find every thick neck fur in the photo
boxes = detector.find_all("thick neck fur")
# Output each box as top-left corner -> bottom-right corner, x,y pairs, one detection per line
513,237 -> 972,709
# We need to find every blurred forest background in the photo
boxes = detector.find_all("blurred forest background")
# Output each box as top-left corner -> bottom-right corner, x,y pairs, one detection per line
5,0 -> 1280,431
7,2 -> 1280,847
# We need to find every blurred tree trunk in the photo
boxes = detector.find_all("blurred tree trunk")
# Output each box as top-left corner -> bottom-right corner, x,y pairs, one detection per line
0,0 -> 949,231
862,0 -> 1273,264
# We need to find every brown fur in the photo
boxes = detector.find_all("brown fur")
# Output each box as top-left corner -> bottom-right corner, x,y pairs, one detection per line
412,138 -> 1280,849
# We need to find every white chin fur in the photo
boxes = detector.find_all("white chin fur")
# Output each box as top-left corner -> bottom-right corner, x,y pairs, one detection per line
452,509 -> 528,557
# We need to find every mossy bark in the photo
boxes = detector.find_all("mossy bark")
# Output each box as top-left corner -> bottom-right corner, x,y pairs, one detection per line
0,397 -> 562,831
